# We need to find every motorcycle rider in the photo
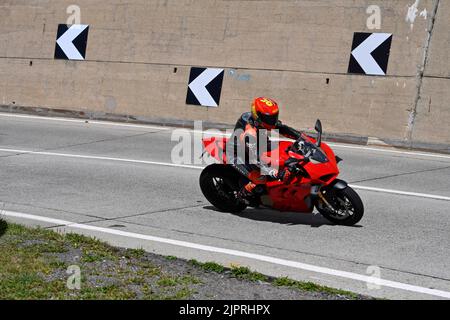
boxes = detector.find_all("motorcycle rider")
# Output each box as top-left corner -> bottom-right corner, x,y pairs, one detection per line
230,97 -> 303,204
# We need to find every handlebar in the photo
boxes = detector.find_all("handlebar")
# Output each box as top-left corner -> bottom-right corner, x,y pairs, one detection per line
287,135 -> 328,165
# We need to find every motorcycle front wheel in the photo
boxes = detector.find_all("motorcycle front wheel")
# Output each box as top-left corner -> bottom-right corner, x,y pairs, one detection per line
316,186 -> 364,226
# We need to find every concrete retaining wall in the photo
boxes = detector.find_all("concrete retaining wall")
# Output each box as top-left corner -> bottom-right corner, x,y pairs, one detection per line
0,0 -> 448,152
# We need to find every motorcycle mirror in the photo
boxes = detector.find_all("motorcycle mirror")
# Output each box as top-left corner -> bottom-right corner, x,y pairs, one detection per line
315,119 -> 322,147
315,119 -> 322,134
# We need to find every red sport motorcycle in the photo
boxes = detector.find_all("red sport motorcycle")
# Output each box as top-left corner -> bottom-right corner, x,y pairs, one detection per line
200,120 -> 364,226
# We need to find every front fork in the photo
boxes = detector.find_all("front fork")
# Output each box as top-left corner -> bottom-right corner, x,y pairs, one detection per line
310,185 -> 334,211
313,179 -> 349,212
311,184 -> 338,212
317,189 -> 336,211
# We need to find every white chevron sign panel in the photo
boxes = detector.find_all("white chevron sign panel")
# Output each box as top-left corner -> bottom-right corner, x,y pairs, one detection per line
186,68 -> 225,107
348,32 -> 393,76
54,24 -> 89,60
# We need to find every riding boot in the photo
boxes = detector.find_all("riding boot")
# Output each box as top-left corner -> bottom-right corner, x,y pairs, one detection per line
237,183 -> 254,201
237,183 -> 260,207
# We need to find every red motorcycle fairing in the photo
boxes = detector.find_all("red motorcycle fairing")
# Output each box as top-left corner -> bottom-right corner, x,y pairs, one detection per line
260,139 -> 340,186
202,137 -> 228,163
261,181 -> 314,212
202,136 -> 340,213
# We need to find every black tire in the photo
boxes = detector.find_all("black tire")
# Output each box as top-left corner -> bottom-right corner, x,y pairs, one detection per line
199,164 -> 247,213
316,186 -> 364,226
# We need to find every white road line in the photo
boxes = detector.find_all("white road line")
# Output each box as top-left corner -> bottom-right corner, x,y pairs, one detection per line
0,148 -> 203,170
327,143 -> 450,160
0,113 -> 171,131
1,112 -> 449,160
350,185 -> 450,202
1,147 -> 449,202
1,209 -> 449,299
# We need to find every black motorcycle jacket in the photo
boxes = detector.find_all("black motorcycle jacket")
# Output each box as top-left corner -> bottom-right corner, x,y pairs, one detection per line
229,112 -> 302,175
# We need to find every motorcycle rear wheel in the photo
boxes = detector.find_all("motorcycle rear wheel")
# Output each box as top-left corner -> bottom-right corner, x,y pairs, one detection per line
316,186 -> 364,226
199,164 -> 247,213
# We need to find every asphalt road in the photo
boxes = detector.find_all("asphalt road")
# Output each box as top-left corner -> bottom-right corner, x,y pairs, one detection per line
0,113 -> 449,299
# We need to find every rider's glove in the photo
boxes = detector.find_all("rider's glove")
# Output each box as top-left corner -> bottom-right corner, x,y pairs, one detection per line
267,169 -> 279,180
277,168 -> 292,184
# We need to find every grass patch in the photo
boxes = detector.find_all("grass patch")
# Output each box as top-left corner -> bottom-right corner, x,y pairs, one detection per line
230,266 -> 268,282
157,274 -> 202,287
0,221 -> 364,300
165,256 -> 177,261
157,276 -> 179,287
0,222 -> 200,300
180,275 -> 202,285
201,262 -> 226,273
187,262 -> 359,299
189,260 -> 225,273
188,259 -> 202,267
273,277 -> 359,299
125,248 -> 146,259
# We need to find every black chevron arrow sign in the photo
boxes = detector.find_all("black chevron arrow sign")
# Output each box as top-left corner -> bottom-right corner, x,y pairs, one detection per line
54,24 -> 89,61
348,32 -> 393,76
186,68 -> 224,107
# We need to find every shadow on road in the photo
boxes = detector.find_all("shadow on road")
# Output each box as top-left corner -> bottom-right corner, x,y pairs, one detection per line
203,206 -> 363,228
0,219 -> 8,238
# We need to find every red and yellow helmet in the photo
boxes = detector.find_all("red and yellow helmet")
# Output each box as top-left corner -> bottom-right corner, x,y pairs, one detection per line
251,97 -> 279,129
